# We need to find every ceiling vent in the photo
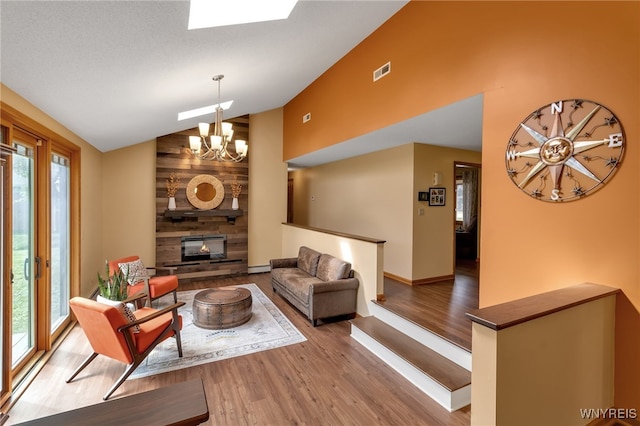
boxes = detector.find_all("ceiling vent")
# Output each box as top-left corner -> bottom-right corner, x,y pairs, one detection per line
373,61 -> 391,82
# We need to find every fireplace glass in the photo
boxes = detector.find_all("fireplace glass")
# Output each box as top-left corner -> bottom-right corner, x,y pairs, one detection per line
181,235 -> 226,262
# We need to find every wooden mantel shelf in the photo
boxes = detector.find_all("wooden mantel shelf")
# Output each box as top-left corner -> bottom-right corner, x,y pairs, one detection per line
164,209 -> 243,223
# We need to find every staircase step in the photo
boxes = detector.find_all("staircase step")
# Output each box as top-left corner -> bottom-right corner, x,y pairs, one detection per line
370,301 -> 472,370
351,316 -> 471,411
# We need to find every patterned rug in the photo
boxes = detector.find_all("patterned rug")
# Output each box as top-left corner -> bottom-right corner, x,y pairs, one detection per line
129,284 -> 306,379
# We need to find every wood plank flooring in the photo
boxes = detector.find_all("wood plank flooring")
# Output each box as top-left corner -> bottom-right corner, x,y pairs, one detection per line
378,260 -> 478,351
6,273 -> 471,426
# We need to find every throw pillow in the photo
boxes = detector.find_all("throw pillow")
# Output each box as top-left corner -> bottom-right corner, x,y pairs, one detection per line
96,297 -> 140,333
121,304 -> 140,333
118,259 -> 149,285
316,254 -> 351,282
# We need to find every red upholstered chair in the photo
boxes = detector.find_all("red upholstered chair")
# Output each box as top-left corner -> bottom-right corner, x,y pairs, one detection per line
67,294 -> 184,400
108,256 -> 178,307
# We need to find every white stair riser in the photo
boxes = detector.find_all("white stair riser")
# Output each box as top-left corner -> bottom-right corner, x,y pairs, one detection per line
351,325 -> 471,412
369,303 -> 471,371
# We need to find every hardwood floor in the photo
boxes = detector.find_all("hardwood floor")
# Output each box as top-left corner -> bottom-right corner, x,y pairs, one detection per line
378,259 -> 478,351
6,273 -> 471,425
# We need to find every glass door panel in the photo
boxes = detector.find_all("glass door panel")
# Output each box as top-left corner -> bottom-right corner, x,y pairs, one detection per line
11,141 -> 35,367
49,153 -> 70,333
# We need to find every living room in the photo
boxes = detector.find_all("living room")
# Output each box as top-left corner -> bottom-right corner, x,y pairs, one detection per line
1,1 -> 639,424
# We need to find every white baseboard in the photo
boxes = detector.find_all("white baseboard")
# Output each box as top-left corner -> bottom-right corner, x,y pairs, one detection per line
248,265 -> 270,274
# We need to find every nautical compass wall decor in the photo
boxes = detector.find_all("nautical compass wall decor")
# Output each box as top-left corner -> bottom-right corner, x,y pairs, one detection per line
505,99 -> 625,202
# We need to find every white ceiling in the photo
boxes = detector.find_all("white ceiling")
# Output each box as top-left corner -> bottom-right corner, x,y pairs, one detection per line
1,0 -> 482,168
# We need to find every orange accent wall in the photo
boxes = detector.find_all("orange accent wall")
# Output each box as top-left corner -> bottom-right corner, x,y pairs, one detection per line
284,1 -> 640,408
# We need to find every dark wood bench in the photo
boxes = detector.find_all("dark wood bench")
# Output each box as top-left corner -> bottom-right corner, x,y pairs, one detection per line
14,379 -> 209,426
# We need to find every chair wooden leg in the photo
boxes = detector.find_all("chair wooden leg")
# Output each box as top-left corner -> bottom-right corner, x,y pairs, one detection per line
103,361 -> 140,400
173,290 -> 178,303
66,352 -> 98,383
174,330 -> 183,358
172,311 -> 183,358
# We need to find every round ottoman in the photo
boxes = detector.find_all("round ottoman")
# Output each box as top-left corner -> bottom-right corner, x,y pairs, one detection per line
192,287 -> 252,329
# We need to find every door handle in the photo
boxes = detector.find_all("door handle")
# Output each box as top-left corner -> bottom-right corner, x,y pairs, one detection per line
35,256 -> 41,280
24,257 -> 30,281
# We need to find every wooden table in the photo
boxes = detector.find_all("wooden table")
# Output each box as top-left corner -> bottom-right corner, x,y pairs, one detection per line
192,287 -> 252,329
15,379 -> 209,426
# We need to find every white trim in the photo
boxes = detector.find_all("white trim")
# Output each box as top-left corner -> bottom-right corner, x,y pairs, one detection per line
350,325 -> 470,412
248,265 -> 271,274
369,303 -> 472,370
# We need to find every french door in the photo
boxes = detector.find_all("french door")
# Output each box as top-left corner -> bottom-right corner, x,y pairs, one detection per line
11,132 -> 37,370
1,120 -> 75,403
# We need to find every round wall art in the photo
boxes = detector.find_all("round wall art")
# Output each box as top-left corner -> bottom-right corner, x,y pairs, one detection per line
505,98 -> 625,202
186,174 -> 225,210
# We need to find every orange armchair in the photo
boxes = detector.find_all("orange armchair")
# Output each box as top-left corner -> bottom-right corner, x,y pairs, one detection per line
67,294 -> 184,400
108,256 -> 178,307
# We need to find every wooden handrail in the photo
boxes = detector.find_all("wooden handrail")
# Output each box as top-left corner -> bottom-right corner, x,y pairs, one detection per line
282,222 -> 386,244
466,282 -> 619,330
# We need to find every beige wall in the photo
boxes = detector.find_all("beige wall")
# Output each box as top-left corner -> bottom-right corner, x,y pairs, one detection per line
248,108 -> 288,269
289,142 -> 481,282
1,83 -> 104,298
290,143 -> 413,279
101,140 -> 156,266
413,144 -> 481,280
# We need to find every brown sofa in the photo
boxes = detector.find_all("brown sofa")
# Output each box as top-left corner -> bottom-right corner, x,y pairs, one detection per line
270,246 -> 359,326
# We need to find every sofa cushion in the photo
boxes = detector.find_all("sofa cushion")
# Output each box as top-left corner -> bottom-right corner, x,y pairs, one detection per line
297,246 -> 321,276
271,268 -> 323,302
316,254 -> 351,282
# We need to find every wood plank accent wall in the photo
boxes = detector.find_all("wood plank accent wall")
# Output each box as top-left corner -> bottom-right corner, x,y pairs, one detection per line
155,116 -> 249,283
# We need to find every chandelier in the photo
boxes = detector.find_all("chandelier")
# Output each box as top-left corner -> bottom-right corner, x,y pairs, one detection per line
188,75 -> 248,162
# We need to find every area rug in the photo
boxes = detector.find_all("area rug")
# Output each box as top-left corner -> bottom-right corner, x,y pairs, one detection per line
129,284 -> 306,379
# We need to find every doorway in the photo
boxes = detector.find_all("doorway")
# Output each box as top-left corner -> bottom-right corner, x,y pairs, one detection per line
454,162 -> 481,266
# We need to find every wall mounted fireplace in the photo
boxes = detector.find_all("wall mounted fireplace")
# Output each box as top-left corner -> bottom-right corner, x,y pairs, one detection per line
181,235 -> 227,262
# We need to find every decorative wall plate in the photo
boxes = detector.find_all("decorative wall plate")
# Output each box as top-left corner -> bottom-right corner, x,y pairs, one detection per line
505,99 -> 625,202
186,174 -> 224,210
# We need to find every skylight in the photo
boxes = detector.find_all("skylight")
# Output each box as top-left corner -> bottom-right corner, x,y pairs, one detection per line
178,101 -> 234,121
188,0 -> 299,30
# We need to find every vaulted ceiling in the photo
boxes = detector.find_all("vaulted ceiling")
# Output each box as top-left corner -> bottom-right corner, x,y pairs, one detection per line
1,0 -> 482,167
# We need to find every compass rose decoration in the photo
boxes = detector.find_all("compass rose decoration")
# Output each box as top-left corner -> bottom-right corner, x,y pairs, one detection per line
505,99 -> 625,202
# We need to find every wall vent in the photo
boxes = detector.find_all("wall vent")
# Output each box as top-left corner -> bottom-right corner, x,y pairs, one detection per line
302,112 -> 311,123
373,61 -> 391,82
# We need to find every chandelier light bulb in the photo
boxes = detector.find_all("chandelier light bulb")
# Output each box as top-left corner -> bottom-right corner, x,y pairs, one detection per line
198,123 -> 210,138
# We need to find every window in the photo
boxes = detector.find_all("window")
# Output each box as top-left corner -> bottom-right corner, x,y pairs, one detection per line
455,179 -> 463,222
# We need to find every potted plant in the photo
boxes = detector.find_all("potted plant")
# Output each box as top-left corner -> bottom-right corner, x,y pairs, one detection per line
96,260 -> 131,302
